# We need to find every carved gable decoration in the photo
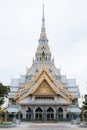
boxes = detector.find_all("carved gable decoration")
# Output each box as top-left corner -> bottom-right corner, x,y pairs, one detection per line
15,65 -> 73,104
34,81 -> 55,95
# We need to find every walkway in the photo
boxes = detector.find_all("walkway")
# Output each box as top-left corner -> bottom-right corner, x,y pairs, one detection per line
1,122 -> 86,130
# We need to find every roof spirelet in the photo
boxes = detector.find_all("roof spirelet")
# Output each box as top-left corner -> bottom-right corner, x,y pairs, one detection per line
39,4 -> 48,44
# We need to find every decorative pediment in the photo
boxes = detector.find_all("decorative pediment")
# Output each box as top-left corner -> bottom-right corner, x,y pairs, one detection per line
15,64 -> 73,104
33,81 -> 56,95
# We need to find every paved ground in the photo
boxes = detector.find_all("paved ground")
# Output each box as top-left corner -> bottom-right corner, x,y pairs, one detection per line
1,122 -> 86,130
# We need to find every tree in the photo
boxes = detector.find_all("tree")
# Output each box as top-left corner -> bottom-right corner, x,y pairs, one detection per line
82,95 -> 87,122
0,82 -> 9,106
82,95 -> 87,110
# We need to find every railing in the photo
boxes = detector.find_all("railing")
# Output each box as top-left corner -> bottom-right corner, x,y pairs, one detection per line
20,113 -> 73,121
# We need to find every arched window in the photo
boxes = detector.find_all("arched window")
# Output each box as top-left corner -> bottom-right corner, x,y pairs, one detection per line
26,107 -> 32,120
40,57 -> 41,61
58,107 -> 63,120
35,107 -> 43,121
47,107 -> 54,121
42,52 -> 45,62
46,57 -> 47,61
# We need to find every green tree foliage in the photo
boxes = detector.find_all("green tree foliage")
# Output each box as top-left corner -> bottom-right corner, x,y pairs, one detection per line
0,82 -> 10,106
82,95 -> 87,110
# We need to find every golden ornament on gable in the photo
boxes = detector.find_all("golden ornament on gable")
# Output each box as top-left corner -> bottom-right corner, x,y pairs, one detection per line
34,81 -> 55,95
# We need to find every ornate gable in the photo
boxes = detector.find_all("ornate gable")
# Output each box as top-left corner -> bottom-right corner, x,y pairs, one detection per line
33,80 -> 56,96
15,64 -> 73,104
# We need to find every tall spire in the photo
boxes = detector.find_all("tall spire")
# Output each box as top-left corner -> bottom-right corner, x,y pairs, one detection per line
41,4 -> 45,32
39,4 -> 48,44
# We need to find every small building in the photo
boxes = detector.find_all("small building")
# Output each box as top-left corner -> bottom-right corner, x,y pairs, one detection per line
8,5 -> 81,122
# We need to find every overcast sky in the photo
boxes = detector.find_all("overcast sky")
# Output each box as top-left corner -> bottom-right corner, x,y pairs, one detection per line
0,0 -> 87,102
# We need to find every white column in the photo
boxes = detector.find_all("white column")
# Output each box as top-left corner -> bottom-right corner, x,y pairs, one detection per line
22,110 -> 26,119
63,112 -> 67,119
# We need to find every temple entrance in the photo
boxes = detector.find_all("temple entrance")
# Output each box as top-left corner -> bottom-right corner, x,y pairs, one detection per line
47,107 -> 54,121
58,107 -> 63,120
35,107 -> 43,121
26,107 -> 32,120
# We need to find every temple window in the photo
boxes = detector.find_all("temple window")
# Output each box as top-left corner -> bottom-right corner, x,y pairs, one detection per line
46,57 -> 47,61
42,52 -> 45,62
40,57 -> 41,61
12,99 -> 16,105
36,69 -> 38,72
49,69 -> 52,72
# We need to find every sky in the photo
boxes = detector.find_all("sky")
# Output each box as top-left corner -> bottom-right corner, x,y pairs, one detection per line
0,0 -> 87,105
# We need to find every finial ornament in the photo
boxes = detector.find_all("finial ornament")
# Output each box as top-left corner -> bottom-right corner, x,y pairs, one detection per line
43,4 -> 44,18
42,4 -> 45,32
39,4 -> 48,44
